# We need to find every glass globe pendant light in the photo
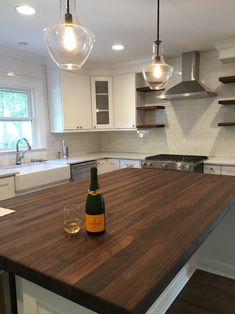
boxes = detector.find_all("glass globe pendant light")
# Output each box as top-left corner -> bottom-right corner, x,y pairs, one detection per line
43,0 -> 95,70
142,0 -> 173,90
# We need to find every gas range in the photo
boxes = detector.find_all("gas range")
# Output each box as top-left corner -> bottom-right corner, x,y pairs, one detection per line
141,154 -> 208,172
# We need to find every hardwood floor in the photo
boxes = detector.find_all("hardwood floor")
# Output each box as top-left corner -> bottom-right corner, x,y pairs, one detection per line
166,270 -> 235,314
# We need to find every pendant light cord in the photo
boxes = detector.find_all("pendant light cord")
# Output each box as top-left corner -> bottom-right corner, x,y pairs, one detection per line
156,0 -> 161,58
65,0 -> 73,23
157,0 -> 159,43
67,0 -> 70,14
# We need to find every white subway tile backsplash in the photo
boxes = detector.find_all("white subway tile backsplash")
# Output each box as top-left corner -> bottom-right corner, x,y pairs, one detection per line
100,50 -> 235,158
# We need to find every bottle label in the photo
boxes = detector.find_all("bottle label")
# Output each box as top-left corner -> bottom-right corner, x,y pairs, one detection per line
86,214 -> 105,232
88,189 -> 101,196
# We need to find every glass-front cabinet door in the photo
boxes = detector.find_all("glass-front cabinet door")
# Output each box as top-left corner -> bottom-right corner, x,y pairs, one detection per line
91,77 -> 113,128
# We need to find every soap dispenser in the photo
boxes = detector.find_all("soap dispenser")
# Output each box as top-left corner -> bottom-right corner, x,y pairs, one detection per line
62,140 -> 69,158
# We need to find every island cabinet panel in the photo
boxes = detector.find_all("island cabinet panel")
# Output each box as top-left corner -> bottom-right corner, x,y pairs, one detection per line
0,169 -> 235,314
0,176 -> 15,200
16,276 -> 96,314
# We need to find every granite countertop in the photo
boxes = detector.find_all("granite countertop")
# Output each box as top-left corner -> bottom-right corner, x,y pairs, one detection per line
46,152 -> 148,165
2,153 -> 235,177
0,152 -> 147,178
0,170 -> 19,178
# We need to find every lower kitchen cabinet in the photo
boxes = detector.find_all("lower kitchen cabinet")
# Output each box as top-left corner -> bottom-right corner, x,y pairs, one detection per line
221,165 -> 235,176
204,164 -> 221,175
0,176 -> 15,200
97,158 -> 119,174
204,164 -> 235,176
119,159 -> 141,169
97,158 -> 141,174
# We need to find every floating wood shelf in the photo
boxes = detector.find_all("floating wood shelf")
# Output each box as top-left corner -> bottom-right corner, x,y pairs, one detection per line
136,87 -> 165,92
219,76 -> 235,84
136,105 -> 165,110
218,122 -> 235,126
137,124 -> 165,129
219,100 -> 235,105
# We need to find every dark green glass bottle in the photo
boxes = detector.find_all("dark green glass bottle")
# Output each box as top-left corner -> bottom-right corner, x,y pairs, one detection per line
85,167 -> 105,235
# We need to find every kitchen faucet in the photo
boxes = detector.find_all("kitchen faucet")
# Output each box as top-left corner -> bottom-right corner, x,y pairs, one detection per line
16,138 -> 32,165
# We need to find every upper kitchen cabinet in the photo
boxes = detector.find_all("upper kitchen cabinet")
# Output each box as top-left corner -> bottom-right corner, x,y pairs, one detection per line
91,77 -> 113,129
47,69 -> 92,132
113,74 -> 136,129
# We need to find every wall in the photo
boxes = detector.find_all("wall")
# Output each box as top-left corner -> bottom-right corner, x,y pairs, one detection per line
0,47 -> 47,166
0,47 -> 100,166
46,132 -> 100,159
100,50 -> 235,157
2,47 -> 235,167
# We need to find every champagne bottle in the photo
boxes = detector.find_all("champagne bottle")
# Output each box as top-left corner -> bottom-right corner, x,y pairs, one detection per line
85,167 -> 105,235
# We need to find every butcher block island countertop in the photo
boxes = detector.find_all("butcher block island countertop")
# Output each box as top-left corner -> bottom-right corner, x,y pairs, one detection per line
0,168 -> 235,314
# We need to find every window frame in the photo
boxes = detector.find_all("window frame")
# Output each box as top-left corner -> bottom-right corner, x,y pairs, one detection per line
0,74 -> 47,154
0,87 -> 35,151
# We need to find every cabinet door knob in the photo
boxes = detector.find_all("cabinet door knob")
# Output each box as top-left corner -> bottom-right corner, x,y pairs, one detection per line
77,126 -> 79,129
94,126 -> 96,128
132,125 -> 135,128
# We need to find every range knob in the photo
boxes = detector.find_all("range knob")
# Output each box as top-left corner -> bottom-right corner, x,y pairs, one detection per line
143,161 -> 152,168
161,162 -> 168,169
184,164 -> 191,171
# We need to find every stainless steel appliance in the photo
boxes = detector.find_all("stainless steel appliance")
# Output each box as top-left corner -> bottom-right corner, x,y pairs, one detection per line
70,160 -> 97,181
164,51 -> 217,100
141,154 -> 208,172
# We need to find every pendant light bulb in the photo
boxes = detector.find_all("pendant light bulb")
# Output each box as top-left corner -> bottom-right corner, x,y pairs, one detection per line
142,0 -> 173,90
43,0 -> 95,70
153,64 -> 162,79
63,25 -> 77,51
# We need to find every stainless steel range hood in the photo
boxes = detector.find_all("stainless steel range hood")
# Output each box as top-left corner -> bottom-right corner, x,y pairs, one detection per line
164,51 -> 216,100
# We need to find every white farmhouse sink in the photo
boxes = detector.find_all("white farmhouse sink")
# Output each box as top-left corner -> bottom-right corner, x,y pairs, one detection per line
0,162 -> 71,194
12,163 -> 70,193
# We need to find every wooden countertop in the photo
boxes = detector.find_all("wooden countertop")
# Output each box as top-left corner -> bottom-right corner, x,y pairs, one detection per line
0,169 -> 235,314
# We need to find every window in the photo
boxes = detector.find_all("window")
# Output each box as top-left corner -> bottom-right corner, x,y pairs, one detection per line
0,88 -> 33,150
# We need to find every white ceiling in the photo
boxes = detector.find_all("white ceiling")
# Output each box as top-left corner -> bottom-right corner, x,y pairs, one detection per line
1,0 -> 235,64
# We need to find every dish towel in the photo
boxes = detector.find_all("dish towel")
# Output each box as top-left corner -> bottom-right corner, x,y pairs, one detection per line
0,207 -> 15,217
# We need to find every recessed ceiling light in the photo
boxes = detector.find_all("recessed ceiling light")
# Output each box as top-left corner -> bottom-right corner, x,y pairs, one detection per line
18,41 -> 28,46
15,5 -> 36,15
7,72 -> 16,77
112,44 -> 124,51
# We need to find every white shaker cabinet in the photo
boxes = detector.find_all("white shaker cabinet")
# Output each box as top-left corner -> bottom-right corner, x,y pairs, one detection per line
119,159 -> 141,169
97,159 -> 119,174
204,164 -> 221,175
47,69 -> 92,132
0,176 -> 15,200
91,77 -> 113,129
221,166 -> 235,176
113,74 -> 136,129
204,164 -> 235,176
